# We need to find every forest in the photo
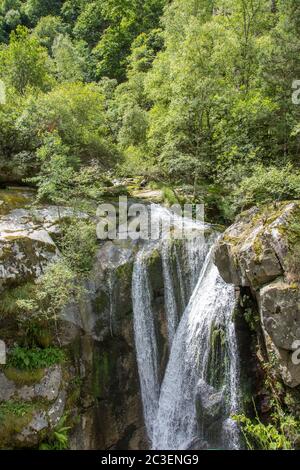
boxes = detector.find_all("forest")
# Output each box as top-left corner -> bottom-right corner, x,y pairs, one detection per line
1,0 -> 300,453
1,0 -> 300,221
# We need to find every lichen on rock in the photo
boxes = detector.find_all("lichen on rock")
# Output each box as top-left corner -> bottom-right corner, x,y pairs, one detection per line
215,201 -> 300,387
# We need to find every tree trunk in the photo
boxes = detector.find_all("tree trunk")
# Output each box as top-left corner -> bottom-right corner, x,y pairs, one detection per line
271,0 -> 277,13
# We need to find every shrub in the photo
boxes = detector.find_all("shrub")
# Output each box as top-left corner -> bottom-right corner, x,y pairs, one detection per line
16,261 -> 82,327
233,165 -> 300,212
0,283 -> 35,319
59,219 -> 98,274
234,411 -> 299,450
39,415 -> 70,450
7,346 -> 65,370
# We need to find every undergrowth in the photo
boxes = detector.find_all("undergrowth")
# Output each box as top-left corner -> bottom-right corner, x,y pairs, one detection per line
7,346 -> 65,371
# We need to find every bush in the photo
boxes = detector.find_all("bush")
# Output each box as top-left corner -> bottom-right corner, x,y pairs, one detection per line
0,283 -> 35,319
234,412 -> 299,450
39,415 -> 70,450
7,346 -> 65,370
233,165 -> 300,212
60,219 -> 98,274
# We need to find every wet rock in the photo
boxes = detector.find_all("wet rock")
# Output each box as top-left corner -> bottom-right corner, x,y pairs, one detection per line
185,437 -> 209,450
196,379 -> 224,443
34,365 -> 62,401
17,411 -> 49,446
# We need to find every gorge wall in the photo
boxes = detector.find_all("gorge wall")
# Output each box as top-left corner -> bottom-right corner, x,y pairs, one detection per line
1,194 -> 300,449
215,201 -> 300,390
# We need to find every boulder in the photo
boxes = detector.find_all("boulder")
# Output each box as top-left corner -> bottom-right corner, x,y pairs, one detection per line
215,201 -> 300,387
0,209 -> 60,291
260,280 -> 300,351
196,379 -> 224,445
0,365 -> 62,402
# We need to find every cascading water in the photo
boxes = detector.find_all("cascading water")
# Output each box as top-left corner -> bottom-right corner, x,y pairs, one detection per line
132,249 -> 161,440
152,252 -> 240,450
131,205 -> 240,450
161,240 -> 180,345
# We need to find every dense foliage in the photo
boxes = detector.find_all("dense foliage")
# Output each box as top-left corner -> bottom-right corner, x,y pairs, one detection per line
1,1 -> 300,221
1,1 -> 300,450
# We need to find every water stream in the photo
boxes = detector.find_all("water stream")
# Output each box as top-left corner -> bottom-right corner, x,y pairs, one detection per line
131,206 -> 240,450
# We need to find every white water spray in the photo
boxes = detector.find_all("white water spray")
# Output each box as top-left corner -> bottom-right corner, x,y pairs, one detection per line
131,206 -> 240,449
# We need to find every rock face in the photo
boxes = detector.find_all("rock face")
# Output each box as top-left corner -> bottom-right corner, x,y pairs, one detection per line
0,202 -> 147,450
0,365 -> 62,402
196,379 -> 224,447
0,192 -> 208,450
0,206 -> 87,291
0,197 -> 178,450
65,236 -> 172,450
0,366 -> 67,448
215,201 -> 300,387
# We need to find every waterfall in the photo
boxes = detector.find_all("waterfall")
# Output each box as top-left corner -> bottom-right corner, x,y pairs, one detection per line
152,252 -> 240,450
132,249 -> 161,439
131,206 -> 240,449
161,240 -> 180,345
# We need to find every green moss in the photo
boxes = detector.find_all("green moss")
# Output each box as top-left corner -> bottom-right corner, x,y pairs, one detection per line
244,307 -> 260,332
207,323 -> 228,390
4,367 -> 44,386
0,189 -> 35,216
93,290 -> 109,313
66,376 -> 82,409
116,262 -> 133,283
145,249 -> 163,292
0,401 -> 34,448
253,237 -> 263,261
211,327 -> 226,349
92,351 -> 111,399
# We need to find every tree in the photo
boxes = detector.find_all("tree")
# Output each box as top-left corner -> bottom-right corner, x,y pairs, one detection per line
24,0 -> 64,25
18,82 -> 120,167
34,15 -> 66,51
29,133 -> 78,204
73,1 -> 105,46
92,0 -> 165,81
52,33 -> 84,82
0,25 -> 52,94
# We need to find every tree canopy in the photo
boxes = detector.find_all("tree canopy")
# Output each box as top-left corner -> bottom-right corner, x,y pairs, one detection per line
0,0 -> 300,221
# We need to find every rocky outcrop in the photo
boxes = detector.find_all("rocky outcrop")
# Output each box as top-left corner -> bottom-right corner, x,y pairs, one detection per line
0,196 -> 172,450
0,201 -> 147,450
0,190 -> 210,449
196,379 -> 224,446
0,365 -> 68,448
0,206 -> 89,291
215,202 -> 300,387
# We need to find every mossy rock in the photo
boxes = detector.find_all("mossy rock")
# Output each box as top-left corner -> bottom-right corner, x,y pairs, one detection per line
4,367 -> 45,386
92,351 -> 112,400
145,249 -> 163,293
0,401 -> 34,448
206,323 -> 228,390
